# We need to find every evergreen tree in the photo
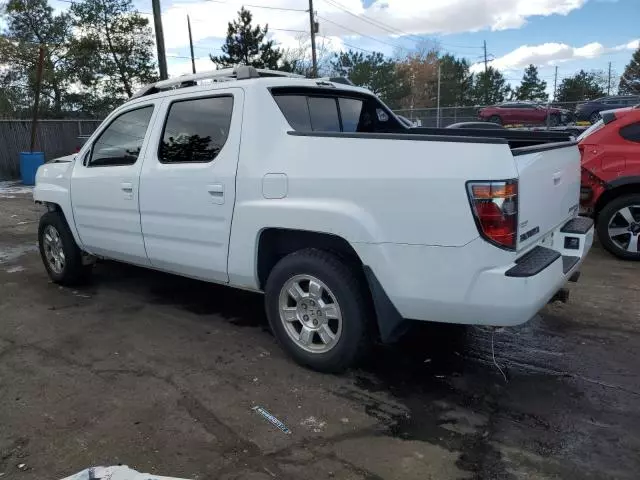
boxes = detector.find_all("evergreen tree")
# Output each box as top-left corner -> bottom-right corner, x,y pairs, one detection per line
331,50 -> 410,108
436,54 -> 474,106
471,67 -> 510,105
514,64 -> 548,102
619,46 -> 640,95
556,70 -> 606,102
211,7 -> 285,69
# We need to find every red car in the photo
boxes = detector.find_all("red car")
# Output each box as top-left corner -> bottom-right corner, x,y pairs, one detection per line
579,106 -> 640,260
478,102 -> 567,126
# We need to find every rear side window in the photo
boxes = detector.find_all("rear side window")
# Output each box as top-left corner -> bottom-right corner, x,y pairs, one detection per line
620,122 -> 640,143
159,96 -> 233,163
89,106 -> 154,167
273,91 -> 401,133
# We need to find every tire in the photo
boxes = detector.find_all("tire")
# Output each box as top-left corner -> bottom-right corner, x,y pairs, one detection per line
38,211 -> 93,285
264,249 -> 371,372
589,111 -> 601,124
547,113 -> 560,127
488,115 -> 502,125
596,194 -> 640,261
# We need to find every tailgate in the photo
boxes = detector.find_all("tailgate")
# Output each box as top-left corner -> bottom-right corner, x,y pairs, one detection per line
512,142 -> 581,251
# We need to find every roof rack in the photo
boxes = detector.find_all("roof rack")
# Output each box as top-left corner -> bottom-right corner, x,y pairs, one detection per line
131,66 -> 306,99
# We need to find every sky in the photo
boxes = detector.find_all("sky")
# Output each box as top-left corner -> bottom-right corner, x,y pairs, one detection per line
49,0 -> 640,93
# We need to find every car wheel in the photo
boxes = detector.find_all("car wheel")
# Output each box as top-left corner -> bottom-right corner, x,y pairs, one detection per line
264,248 -> 371,372
39,211 -> 93,285
488,115 -> 502,125
596,194 -> 640,261
589,111 -> 601,124
547,114 -> 560,127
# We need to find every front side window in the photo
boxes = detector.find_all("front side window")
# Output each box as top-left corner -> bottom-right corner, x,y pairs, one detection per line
89,106 -> 154,167
159,96 -> 233,163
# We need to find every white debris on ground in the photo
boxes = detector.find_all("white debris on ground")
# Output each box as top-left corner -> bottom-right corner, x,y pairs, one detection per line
0,181 -> 33,198
5,265 -> 25,273
300,416 -> 327,433
61,465 -> 192,480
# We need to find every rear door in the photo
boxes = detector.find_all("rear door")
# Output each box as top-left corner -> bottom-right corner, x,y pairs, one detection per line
71,103 -> 159,265
513,143 -> 581,251
138,88 -> 243,282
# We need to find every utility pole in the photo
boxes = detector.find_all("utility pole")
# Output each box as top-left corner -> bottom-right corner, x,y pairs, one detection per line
187,15 -> 196,74
152,0 -> 168,80
553,66 -> 558,102
30,46 -> 45,153
308,0 -> 318,77
436,63 -> 441,128
483,40 -> 488,105
607,61 -> 612,95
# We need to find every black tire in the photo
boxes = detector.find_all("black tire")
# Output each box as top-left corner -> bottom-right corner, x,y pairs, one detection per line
547,113 -> 560,127
38,211 -> 93,285
596,194 -> 640,261
264,249 -> 371,372
488,115 -> 502,125
589,111 -> 601,124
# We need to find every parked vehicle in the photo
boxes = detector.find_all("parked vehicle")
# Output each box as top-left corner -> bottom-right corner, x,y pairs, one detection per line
575,95 -> 640,124
478,102 -> 569,126
33,66 -> 594,372
447,121 -> 505,129
579,106 -> 640,260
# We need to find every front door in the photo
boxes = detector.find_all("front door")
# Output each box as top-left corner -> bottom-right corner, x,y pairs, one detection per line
71,103 -> 159,265
139,88 -> 243,282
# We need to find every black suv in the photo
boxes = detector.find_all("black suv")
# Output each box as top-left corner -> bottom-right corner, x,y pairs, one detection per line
575,95 -> 640,124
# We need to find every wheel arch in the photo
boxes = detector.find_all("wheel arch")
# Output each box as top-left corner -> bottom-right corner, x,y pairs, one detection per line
595,179 -> 640,219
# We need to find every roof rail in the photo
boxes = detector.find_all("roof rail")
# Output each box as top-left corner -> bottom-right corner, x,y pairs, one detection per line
131,66 -> 305,99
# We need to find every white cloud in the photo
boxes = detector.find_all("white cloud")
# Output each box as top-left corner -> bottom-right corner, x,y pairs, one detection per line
157,0 -> 588,51
471,38 -> 640,72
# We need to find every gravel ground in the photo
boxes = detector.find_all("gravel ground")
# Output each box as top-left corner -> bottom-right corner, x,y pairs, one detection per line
1,190 -> 639,480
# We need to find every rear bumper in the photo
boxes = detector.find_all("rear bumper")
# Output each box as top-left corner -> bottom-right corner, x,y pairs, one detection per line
354,217 -> 594,333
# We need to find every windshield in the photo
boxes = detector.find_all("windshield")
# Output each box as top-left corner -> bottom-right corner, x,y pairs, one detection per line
577,119 -> 604,141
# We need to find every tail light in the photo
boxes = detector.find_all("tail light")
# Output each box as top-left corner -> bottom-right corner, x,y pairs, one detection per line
467,180 -> 518,250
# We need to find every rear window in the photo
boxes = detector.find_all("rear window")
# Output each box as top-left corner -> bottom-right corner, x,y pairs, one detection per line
307,97 -> 340,132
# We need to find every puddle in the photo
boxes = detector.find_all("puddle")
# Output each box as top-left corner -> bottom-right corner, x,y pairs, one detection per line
0,244 -> 38,264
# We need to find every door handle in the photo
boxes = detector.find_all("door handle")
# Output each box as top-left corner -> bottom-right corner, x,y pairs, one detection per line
207,183 -> 224,204
121,182 -> 134,199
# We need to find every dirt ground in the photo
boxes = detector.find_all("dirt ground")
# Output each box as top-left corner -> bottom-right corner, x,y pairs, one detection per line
1,188 -> 639,480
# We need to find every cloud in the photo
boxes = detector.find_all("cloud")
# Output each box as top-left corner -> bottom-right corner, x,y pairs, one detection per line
157,0 -> 588,51
470,38 -> 640,72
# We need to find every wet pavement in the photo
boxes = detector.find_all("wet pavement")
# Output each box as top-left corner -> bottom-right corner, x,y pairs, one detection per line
1,192 -> 639,479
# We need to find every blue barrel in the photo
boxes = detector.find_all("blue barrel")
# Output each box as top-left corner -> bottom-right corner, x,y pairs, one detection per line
19,152 -> 45,185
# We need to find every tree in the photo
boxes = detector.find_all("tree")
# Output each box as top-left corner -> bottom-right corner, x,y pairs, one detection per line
514,64 -> 548,102
0,0 -> 74,116
70,0 -> 157,105
435,54 -> 474,106
331,50 -> 410,108
211,7 -> 285,70
556,70 -> 606,103
471,67 -> 510,105
394,49 -> 439,109
281,34 -> 333,77
619,46 -> 640,95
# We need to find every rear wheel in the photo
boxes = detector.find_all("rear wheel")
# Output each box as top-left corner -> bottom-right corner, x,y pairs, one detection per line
264,249 -> 371,372
596,194 -> 640,261
488,115 -> 502,125
39,211 -> 93,284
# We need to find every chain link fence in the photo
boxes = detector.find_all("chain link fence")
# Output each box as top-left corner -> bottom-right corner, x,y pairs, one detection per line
394,101 -> 587,128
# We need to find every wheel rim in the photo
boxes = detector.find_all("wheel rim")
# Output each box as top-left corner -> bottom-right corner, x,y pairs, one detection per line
278,274 -> 343,354
42,225 -> 65,274
607,205 -> 640,254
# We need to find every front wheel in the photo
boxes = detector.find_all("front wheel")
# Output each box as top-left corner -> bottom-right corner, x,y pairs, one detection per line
39,211 -> 93,285
264,249 -> 371,372
488,115 -> 502,125
589,111 -> 601,124
596,194 -> 640,261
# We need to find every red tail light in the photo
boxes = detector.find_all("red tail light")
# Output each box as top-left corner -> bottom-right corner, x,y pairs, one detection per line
467,180 -> 518,250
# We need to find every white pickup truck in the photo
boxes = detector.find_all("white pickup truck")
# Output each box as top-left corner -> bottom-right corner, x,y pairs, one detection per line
34,66 -> 594,372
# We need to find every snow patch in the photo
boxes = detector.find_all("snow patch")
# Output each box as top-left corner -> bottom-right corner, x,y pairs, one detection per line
0,181 -> 33,197
0,244 -> 38,264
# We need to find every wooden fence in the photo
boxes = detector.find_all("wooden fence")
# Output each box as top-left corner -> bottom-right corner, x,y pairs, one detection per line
0,119 -> 102,179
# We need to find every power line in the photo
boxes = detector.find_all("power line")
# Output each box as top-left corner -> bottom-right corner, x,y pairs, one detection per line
317,15 -> 405,51
205,0 -> 307,12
